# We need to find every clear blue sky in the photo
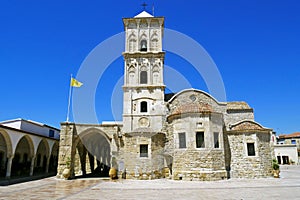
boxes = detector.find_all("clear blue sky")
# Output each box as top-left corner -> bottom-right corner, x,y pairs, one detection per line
1,0 -> 299,134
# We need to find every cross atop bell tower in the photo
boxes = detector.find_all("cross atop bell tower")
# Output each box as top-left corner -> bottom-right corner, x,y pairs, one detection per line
141,2 -> 147,10
122,11 -> 166,133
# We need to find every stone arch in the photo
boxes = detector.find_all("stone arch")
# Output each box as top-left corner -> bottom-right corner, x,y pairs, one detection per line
168,88 -> 221,105
11,135 -> 34,177
140,65 -> 147,71
150,33 -> 159,51
140,65 -> 148,84
139,33 -> 147,51
152,65 -> 160,84
128,65 -> 135,72
34,139 -> 49,174
152,65 -> 159,72
0,129 -> 12,177
128,33 -> 137,52
128,65 -> 136,85
74,128 -> 112,177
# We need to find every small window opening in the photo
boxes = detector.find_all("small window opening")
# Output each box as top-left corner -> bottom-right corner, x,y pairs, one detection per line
247,143 -> 255,156
196,132 -> 205,148
141,101 -> 147,112
140,40 -> 147,51
214,132 -> 219,148
49,130 -> 55,137
140,144 -> 148,157
140,71 -> 147,84
178,132 -> 186,148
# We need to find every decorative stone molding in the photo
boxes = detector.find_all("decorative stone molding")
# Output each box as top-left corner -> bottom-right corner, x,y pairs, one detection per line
228,120 -> 271,133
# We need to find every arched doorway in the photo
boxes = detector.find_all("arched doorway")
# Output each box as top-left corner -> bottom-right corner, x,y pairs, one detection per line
0,129 -> 12,178
75,129 -> 111,177
12,136 -> 33,177
0,133 -> 8,177
49,142 -> 59,173
34,139 -> 49,175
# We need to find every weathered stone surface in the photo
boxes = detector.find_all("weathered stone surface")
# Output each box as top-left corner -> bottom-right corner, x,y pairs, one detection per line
57,13 -> 274,182
225,131 -> 273,178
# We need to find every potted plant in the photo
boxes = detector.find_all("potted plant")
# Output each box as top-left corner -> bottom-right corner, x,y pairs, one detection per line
109,167 -> 117,179
272,159 -> 280,178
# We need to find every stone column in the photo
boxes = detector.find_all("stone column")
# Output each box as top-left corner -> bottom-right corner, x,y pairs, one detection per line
30,156 -> 36,176
5,155 -> 14,178
45,157 -> 50,173
79,147 -> 87,176
56,122 -> 77,179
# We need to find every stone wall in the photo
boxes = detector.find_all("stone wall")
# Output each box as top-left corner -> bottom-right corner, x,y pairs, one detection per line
166,110 -> 227,181
224,111 -> 254,129
57,123 -> 121,179
57,122 -> 77,179
117,132 -> 165,180
172,149 -> 226,181
150,133 -> 166,178
167,90 -> 227,116
225,131 -> 273,178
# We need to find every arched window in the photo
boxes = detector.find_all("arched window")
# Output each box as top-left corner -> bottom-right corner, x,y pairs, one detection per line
129,72 -> 135,85
151,38 -> 158,51
140,40 -> 147,51
129,39 -> 136,52
141,101 -> 147,112
140,71 -> 147,84
152,66 -> 159,84
128,66 -> 135,85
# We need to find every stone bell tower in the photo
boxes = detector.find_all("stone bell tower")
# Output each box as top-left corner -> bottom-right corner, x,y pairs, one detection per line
122,11 -> 165,133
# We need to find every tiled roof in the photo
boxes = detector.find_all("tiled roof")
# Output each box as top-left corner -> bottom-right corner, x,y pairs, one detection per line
171,102 -> 213,116
279,132 -> 300,139
230,121 -> 265,131
227,102 -> 251,110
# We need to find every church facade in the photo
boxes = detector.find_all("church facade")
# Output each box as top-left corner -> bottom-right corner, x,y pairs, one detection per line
57,11 -> 273,181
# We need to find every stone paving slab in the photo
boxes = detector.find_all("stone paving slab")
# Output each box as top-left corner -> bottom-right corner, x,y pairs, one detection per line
1,165 -> 300,199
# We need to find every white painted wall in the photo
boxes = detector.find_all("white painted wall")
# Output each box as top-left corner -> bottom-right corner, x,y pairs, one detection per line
274,144 -> 298,164
1,121 -> 22,129
1,119 -> 59,139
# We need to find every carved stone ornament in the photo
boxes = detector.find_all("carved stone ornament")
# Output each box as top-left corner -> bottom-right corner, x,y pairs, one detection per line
139,117 -> 150,127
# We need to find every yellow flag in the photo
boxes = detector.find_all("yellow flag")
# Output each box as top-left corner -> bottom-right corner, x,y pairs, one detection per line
70,77 -> 83,87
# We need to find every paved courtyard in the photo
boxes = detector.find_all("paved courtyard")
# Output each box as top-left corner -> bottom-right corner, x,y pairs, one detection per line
1,165 -> 300,199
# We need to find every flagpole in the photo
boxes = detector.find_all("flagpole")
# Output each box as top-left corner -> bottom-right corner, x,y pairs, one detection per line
66,74 -> 73,122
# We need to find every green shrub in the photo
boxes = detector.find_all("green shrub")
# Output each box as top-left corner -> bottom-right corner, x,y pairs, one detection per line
272,159 -> 280,170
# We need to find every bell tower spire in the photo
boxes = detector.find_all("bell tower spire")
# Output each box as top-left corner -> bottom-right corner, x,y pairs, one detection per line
122,12 -> 165,133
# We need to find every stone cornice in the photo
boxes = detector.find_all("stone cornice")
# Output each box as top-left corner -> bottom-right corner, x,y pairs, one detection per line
167,112 -> 223,122
122,52 -> 165,59
226,129 -> 271,134
124,131 -> 165,137
122,85 -> 166,90
227,108 -> 254,113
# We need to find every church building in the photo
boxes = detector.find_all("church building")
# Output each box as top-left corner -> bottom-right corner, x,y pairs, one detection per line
57,11 -> 273,181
